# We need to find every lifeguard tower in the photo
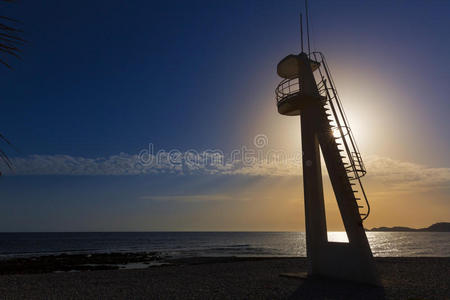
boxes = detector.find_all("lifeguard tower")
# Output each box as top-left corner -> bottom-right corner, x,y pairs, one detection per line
275,14 -> 380,285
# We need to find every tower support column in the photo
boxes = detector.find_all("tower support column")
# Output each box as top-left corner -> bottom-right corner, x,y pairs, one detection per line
300,106 -> 327,275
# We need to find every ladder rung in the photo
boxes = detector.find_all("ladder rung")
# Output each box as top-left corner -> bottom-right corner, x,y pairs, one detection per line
355,197 -> 361,200
358,205 -> 364,208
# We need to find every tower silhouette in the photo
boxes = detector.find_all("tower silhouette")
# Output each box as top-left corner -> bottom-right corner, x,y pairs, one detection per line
275,18 -> 380,285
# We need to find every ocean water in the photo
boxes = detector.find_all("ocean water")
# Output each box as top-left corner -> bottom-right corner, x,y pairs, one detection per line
0,232 -> 448,259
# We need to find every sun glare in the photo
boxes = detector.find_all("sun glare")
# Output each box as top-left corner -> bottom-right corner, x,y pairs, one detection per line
332,128 -> 341,138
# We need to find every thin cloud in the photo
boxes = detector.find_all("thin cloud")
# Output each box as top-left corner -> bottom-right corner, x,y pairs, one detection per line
364,155 -> 450,191
139,194 -> 239,202
3,153 -> 449,192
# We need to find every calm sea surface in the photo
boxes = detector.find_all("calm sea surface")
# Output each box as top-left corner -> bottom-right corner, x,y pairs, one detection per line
0,232 -> 448,259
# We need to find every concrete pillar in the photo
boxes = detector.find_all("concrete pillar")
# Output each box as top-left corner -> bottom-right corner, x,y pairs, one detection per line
300,106 -> 327,275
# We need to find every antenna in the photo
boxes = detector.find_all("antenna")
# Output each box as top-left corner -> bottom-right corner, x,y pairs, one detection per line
300,13 -> 304,53
305,0 -> 311,56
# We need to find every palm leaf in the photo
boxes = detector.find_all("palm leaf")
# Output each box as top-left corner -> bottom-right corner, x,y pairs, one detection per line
0,132 -> 19,153
0,133 -> 17,172
0,149 -> 12,170
0,0 -> 23,69
0,0 -> 20,173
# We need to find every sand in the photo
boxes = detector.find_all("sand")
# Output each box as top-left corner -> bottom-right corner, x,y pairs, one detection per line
0,257 -> 448,299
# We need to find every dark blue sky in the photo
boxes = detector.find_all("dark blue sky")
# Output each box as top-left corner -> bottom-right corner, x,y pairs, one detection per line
0,0 -> 449,231
2,0 -> 448,158
4,0 -> 286,156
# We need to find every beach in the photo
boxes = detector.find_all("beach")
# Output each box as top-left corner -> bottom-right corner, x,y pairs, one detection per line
0,256 -> 448,299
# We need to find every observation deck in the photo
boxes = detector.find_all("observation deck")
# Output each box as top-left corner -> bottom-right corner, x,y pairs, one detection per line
275,54 -> 325,116
275,77 -> 326,115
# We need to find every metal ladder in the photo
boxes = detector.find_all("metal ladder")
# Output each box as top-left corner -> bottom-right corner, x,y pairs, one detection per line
311,52 -> 371,221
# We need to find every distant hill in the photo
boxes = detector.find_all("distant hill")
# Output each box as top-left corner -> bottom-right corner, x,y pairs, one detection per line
369,222 -> 450,232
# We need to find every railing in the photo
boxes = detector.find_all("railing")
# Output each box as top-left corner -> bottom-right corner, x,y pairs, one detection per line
277,76 -> 311,105
310,51 -> 371,221
331,125 -> 367,179
275,77 -> 302,104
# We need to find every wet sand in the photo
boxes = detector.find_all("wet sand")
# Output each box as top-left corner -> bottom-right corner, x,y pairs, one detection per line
0,257 -> 448,299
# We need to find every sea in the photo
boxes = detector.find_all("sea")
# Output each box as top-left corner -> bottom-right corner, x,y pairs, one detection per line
0,232 -> 448,259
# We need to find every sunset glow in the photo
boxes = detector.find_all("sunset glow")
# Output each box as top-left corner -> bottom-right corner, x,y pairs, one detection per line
0,0 -> 448,232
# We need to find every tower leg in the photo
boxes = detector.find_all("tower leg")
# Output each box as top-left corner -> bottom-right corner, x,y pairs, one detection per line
300,107 -> 327,275
300,104 -> 380,286
315,105 -> 380,286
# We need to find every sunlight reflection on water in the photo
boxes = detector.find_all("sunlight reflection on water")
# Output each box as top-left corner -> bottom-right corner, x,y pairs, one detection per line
327,231 -> 349,243
325,232 -> 450,257
0,232 -> 448,258
367,232 -> 450,257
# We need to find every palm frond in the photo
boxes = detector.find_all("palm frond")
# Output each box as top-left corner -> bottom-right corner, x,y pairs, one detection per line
0,133 -> 18,172
0,0 -> 19,174
0,132 -> 19,153
0,148 -> 13,170
0,0 -> 23,69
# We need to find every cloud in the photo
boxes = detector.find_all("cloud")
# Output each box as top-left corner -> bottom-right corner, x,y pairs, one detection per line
5,151 -> 301,177
7,153 -> 183,176
139,194 -> 241,202
3,152 -> 449,192
364,155 -> 450,191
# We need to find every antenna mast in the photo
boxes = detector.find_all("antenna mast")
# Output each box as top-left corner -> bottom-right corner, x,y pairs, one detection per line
305,0 -> 311,56
300,14 -> 304,53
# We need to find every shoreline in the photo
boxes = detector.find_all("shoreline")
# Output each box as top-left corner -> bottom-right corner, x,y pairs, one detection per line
0,255 -> 448,299
1,231 -> 448,259
0,252 -> 449,274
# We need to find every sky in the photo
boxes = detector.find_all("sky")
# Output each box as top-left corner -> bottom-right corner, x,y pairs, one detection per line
0,0 -> 449,231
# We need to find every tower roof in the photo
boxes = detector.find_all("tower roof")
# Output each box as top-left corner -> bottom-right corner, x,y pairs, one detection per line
277,52 -> 320,79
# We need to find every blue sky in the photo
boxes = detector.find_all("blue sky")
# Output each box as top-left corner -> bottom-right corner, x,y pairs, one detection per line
0,0 -> 449,231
